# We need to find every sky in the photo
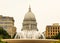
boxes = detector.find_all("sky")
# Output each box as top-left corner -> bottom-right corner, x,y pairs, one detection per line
0,0 -> 60,33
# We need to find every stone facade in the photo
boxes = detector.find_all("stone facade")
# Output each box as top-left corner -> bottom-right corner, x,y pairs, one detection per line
45,23 -> 60,38
0,15 -> 16,38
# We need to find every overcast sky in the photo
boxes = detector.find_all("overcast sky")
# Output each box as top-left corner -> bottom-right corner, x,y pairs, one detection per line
0,0 -> 60,33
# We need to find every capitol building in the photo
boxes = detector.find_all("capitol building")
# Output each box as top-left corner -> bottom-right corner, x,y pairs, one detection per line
15,6 -> 45,39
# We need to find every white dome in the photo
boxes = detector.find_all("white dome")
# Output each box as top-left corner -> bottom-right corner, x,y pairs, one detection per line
24,7 -> 36,21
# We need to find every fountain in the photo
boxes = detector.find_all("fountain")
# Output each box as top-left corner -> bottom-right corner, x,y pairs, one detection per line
15,6 -> 45,39
15,31 -> 45,39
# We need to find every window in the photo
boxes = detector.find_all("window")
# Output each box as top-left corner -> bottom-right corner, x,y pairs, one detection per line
53,33 -> 54,35
48,33 -> 50,35
58,27 -> 59,30
58,30 -> 59,32
56,30 -> 57,32
53,30 -> 54,32
51,33 -> 52,35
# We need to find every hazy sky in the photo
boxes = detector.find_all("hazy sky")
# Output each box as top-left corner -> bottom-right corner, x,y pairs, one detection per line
0,0 -> 60,33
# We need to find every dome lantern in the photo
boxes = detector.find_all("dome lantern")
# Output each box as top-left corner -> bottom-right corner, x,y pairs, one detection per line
24,6 -> 36,21
29,5 -> 31,12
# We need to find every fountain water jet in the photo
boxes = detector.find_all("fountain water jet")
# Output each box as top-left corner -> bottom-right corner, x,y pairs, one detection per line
15,6 -> 45,39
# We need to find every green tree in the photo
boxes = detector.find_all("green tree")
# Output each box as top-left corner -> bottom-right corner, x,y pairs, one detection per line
54,32 -> 60,39
46,32 -> 60,39
51,40 -> 60,43
0,39 -> 7,43
0,27 -> 11,39
12,33 -> 16,39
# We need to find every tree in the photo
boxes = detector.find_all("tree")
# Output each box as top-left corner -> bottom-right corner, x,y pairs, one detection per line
12,33 -> 16,39
0,27 -> 11,39
0,39 -> 7,43
54,32 -> 60,39
51,40 -> 60,43
46,32 -> 60,39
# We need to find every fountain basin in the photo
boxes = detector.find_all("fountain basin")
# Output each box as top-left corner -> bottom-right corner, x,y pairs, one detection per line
2,39 -> 58,43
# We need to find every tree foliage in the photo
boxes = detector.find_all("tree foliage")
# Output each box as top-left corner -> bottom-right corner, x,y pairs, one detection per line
11,33 -> 16,39
46,32 -> 60,39
0,39 -> 7,43
55,32 -> 60,39
51,40 -> 60,43
0,27 -> 11,39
